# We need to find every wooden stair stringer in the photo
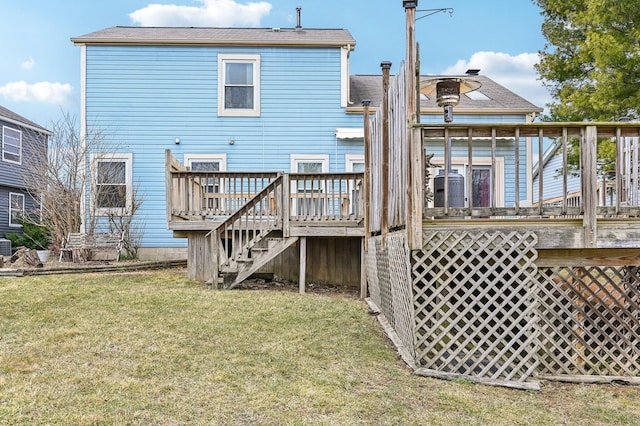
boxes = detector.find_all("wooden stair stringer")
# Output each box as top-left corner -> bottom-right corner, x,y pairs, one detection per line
227,236 -> 299,289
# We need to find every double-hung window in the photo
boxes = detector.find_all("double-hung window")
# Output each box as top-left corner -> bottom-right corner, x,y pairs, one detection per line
92,153 -> 133,214
2,126 -> 22,164
185,154 -> 227,212
9,192 -> 25,227
291,154 -> 329,216
218,54 -> 260,117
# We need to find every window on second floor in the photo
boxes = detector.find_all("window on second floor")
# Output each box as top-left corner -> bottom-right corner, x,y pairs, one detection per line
2,126 -> 22,164
218,54 -> 261,117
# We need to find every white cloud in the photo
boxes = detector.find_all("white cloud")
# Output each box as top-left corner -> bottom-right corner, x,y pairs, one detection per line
20,57 -> 35,71
129,0 -> 272,27
0,81 -> 73,104
441,51 -> 552,111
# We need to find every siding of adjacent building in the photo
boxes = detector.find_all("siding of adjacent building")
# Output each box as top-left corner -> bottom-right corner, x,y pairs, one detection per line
0,116 -> 48,240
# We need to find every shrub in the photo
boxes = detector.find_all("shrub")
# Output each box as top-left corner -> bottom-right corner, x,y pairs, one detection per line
5,220 -> 51,251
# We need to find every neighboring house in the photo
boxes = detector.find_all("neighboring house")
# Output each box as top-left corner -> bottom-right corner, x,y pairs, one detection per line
71,26 -> 541,266
351,71 -> 542,208
0,105 -> 50,255
533,138 -> 582,206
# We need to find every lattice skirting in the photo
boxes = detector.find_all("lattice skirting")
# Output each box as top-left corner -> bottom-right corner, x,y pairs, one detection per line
537,266 -> 640,377
365,233 -> 415,359
413,230 -> 539,383
367,228 -> 640,385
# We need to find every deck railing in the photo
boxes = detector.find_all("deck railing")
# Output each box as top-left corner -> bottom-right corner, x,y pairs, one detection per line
166,150 -> 364,224
418,122 -> 640,219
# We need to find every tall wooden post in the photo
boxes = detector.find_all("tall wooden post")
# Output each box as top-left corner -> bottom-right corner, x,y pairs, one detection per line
404,0 -> 422,250
362,99 -> 371,251
582,125 -> 598,248
381,61 -> 391,247
362,99 -> 371,299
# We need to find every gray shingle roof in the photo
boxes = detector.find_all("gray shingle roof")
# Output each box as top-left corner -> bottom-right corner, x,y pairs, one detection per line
0,105 -> 50,133
350,74 -> 542,113
71,26 -> 356,47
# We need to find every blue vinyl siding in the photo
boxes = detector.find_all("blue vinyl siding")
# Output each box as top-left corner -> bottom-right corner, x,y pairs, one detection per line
84,45 -> 364,248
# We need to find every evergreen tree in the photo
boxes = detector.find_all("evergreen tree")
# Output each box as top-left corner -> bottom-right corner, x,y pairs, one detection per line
535,0 -> 640,122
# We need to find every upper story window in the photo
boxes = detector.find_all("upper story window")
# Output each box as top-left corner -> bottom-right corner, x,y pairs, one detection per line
218,54 -> 260,117
91,153 -> 133,215
2,126 -> 22,164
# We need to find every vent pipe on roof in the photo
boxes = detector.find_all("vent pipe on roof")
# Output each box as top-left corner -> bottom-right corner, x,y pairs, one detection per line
465,69 -> 480,75
296,7 -> 302,29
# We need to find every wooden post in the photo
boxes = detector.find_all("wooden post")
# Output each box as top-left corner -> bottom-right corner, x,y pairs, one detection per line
299,236 -> 307,294
381,61 -> 391,247
582,125 -> 598,248
404,1 -> 422,250
360,237 -> 367,299
362,100 -> 371,251
282,174 -> 290,238
210,231 -> 220,288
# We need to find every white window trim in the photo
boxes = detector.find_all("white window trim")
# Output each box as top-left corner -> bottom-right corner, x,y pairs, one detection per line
2,125 -> 22,165
429,156 -> 505,207
290,154 -> 329,173
218,54 -> 261,117
90,152 -> 133,216
184,153 -> 227,171
9,192 -> 25,227
345,154 -> 364,172
290,154 -> 330,216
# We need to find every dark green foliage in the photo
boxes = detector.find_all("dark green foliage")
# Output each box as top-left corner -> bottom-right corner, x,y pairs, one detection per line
535,0 -> 640,122
5,220 -> 51,251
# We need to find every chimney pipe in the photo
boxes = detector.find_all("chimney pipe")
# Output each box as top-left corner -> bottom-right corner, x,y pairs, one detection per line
296,7 -> 302,29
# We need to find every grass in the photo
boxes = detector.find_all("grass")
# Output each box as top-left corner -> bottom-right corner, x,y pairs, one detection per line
1,269 -> 639,425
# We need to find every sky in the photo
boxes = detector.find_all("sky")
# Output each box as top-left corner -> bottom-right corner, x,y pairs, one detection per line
0,0 -> 551,129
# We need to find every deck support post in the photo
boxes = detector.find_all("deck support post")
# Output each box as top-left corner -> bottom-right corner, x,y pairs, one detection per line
360,237 -> 367,299
404,1 -> 423,250
363,100 -> 371,251
582,125 -> 598,247
299,236 -> 307,294
381,61 -> 391,247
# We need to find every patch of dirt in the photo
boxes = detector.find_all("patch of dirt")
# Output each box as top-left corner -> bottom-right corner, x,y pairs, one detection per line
236,275 -> 361,299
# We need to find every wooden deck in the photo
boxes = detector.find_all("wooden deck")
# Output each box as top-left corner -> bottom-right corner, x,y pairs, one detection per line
165,150 -> 365,286
166,150 -> 364,236
362,52 -> 640,387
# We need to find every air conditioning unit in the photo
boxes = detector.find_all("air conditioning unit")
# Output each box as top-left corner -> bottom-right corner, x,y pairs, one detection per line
0,239 -> 11,256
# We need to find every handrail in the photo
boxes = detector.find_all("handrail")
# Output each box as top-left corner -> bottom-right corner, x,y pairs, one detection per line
206,174 -> 284,281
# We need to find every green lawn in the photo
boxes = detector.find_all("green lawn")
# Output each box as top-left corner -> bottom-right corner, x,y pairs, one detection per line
1,269 -> 639,425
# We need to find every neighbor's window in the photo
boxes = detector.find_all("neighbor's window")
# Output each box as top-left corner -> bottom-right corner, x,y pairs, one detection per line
2,126 -> 22,164
218,54 -> 260,117
92,153 -> 133,213
9,192 -> 25,227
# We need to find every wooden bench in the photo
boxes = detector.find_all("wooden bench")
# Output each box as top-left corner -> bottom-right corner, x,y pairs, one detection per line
59,232 -> 124,262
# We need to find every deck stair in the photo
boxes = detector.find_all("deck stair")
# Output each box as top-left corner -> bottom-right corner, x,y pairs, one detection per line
207,174 -> 294,289
221,234 -> 299,288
